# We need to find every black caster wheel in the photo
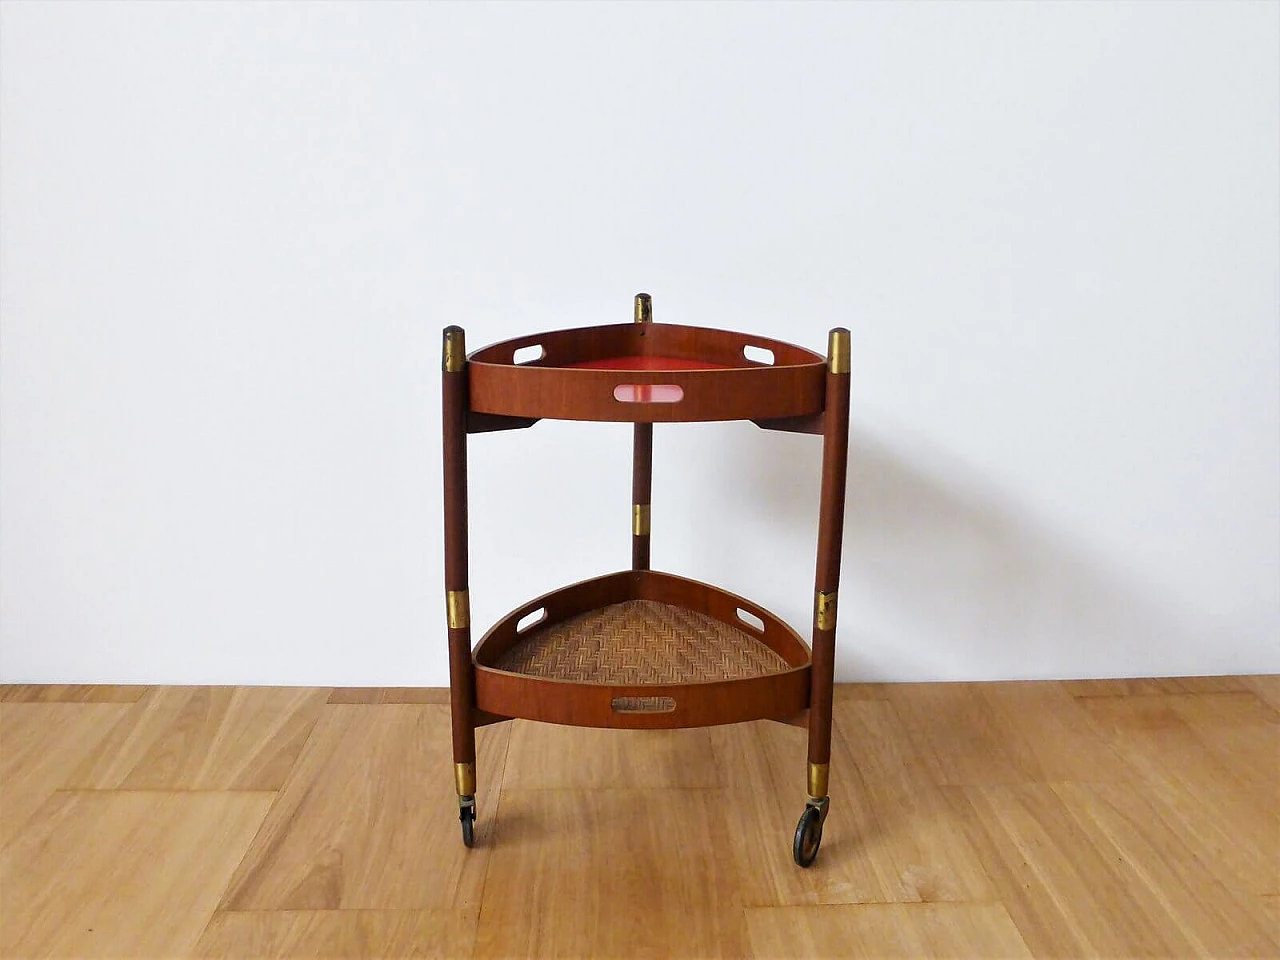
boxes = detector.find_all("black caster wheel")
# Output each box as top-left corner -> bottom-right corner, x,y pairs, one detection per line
459,801 -> 475,848
793,805 -> 823,867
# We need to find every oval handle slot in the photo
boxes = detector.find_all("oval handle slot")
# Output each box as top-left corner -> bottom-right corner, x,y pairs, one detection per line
517,608 -> 547,633
736,607 -> 765,632
743,345 -> 775,365
613,384 -> 684,404
513,345 -> 544,365
611,696 -> 676,713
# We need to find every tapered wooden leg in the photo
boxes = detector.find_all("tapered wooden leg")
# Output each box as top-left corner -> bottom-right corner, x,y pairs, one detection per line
795,327 -> 850,867
442,326 -> 477,842
632,293 -> 654,571
632,423 -> 653,570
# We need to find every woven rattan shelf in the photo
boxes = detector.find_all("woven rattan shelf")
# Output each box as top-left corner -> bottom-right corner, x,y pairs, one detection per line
470,569 -> 812,729
441,293 -> 851,866
497,600 -> 790,684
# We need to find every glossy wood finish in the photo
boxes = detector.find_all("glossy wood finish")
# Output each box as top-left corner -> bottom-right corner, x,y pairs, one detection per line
468,322 -> 825,423
473,570 -> 811,670
477,667 -> 811,731
632,422 -> 652,569
472,569 -> 812,730
807,333 -> 851,772
442,327 -> 478,779
2,679 -> 1274,959
455,313 -> 844,819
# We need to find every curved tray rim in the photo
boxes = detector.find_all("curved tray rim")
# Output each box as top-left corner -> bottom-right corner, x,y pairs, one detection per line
471,569 -> 812,729
466,322 -> 828,423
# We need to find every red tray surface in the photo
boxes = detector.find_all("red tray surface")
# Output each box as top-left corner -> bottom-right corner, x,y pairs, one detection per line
568,355 -> 731,371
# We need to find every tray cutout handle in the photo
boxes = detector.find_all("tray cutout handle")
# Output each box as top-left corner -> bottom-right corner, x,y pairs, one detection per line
513,345 -> 545,365
611,696 -> 676,714
736,607 -> 765,632
517,607 -> 547,633
743,345 -> 775,365
613,384 -> 684,404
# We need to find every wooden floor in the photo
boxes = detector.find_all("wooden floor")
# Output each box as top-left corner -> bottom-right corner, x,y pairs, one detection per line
1,678 -> 1276,959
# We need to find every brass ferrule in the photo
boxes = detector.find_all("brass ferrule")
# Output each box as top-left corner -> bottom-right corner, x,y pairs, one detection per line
454,761 -> 476,797
828,328 -> 850,375
632,503 -> 651,537
815,590 -> 837,631
443,327 -> 467,373
446,589 -> 470,630
634,293 -> 652,324
808,761 -> 830,800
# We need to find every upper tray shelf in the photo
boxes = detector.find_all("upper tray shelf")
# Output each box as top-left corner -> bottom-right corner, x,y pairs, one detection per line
467,322 -> 827,423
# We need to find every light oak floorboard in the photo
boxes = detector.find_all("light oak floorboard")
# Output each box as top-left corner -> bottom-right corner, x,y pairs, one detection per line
194,910 -> 478,959
473,788 -> 746,959
708,702 -> 994,908
829,700 -> 995,904
1242,675 -> 1280,712
1051,780 -> 1277,957
0,703 -> 131,848
1164,692 -> 1280,816
327,688 -> 450,705
744,903 -> 1033,959
709,718 -> 887,906
0,790 -> 271,958
502,721 -> 719,790
66,686 -> 328,791
832,683 -> 894,701
1079,694 -> 1279,895
219,705 -> 509,911
947,784 -> 1191,957
3,680 -> 1276,959
883,682 -> 1035,785
977,681 -> 1131,782
886,681 -> 1129,786
0,685 -> 149,703
1063,676 -> 1250,697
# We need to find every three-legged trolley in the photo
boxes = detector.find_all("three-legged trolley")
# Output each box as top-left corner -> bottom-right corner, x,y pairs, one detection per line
441,294 -> 850,866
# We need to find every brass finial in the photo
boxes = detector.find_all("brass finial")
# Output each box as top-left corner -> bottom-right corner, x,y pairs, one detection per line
827,328 -> 850,375
634,293 -> 652,324
443,326 -> 466,373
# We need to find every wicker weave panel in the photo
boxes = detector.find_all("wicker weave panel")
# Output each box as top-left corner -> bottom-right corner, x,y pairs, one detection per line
494,600 -> 791,684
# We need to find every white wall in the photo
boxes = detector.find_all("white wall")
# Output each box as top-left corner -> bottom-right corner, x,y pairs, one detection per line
2,1 -> 1276,685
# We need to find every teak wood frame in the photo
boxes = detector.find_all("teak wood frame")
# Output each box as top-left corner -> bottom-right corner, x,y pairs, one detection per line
441,295 -> 850,862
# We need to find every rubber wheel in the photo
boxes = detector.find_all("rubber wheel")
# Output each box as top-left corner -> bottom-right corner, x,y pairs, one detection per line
460,805 -> 475,848
793,805 -> 822,867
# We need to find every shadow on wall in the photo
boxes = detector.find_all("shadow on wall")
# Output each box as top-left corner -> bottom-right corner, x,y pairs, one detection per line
733,426 -> 1206,681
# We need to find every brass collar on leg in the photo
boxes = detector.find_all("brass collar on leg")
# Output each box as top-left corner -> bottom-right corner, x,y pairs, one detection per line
815,590 -> 838,631
807,761 -> 830,801
454,761 -> 476,798
632,504 -> 651,537
447,590 -> 470,630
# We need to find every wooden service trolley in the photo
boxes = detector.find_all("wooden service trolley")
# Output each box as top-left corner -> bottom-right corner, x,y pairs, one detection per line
441,294 -> 850,867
